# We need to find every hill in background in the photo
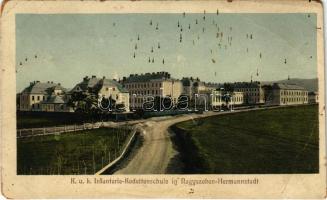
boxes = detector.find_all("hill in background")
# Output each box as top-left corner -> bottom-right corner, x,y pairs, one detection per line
263,78 -> 318,92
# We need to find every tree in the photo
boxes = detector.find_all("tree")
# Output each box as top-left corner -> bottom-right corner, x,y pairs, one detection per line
223,83 -> 234,92
67,91 -> 100,114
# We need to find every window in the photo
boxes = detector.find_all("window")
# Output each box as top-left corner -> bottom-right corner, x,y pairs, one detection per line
37,96 -> 40,101
32,104 -> 34,109
37,104 -> 40,109
32,96 -> 34,101
43,96 -> 45,100
113,87 -> 116,91
106,87 -> 109,91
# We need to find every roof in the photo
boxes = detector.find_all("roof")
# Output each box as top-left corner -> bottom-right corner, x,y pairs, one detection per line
72,77 -> 100,92
233,81 -> 262,88
123,72 -> 171,83
272,83 -> 306,90
205,82 -> 220,88
42,95 -> 65,104
71,76 -> 128,93
181,77 -> 200,86
21,81 -> 64,94
102,79 -> 128,93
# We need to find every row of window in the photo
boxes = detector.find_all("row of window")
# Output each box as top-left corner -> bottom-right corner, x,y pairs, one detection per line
282,97 -> 307,103
236,88 -> 261,92
246,93 -> 260,96
30,95 -> 45,101
281,90 -> 308,96
31,104 -> 40,109
249,97 -> 261,102
126,82 -> 163,89
21,103 -> 65,110
105,87 -> 116,91
129,90 -> 161,96
232,96 -> 243,102
129,97 -> 177,104
21,95 -> 45,101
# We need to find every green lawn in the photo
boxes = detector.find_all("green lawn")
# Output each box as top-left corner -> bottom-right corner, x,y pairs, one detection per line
171,105 -> 319,174
17,127 -> 132,175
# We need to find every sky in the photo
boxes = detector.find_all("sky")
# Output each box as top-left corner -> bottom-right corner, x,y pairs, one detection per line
16,13 -> 317,92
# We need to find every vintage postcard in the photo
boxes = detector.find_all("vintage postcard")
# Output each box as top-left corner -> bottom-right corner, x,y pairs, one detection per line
0,0 -> 325,198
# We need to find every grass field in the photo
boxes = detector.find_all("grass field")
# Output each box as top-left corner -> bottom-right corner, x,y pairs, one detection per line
171,105 -> 319,174
17,127 -> 133,175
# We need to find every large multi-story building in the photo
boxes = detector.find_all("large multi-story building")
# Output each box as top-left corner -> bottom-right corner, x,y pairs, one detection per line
233,81 -> 265,104
231,92 -> 244,106
70,75 -> 130,112
211,90 -> 244,110
181,77 -> 199,99
264,83 -> 308,105
19,81 -> 69,112
121,72 -> 183,109
181,77 -> 219,99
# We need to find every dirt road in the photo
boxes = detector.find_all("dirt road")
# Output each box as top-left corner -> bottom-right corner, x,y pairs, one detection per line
114,112 -> 220,174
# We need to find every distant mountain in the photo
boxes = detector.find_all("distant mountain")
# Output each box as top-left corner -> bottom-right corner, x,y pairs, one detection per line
263,78 -> 318,92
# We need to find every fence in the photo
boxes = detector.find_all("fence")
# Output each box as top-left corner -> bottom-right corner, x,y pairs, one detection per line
17,126 -> 134,175
17,122 -> 103,138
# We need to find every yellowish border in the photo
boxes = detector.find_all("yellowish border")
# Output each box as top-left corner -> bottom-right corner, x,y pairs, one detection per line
0,0 -> 325,198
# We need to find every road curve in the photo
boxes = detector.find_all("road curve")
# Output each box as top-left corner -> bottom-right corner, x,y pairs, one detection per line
114,111 -> 221,174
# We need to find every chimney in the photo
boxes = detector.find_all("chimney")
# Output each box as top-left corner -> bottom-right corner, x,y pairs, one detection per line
50,81 -> 53,84
103,76 -> 106,79
92,75 -> 96,78
47,81 -> 50,83
58,83 -> 61,86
